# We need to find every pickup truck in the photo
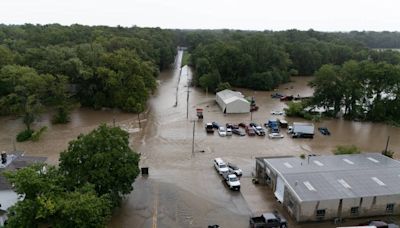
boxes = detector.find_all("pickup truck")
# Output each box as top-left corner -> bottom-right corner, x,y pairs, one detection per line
249,212 -> 287,228
205,123 -> 214,133
250,123 -> 265,136
222,172 -> 240,191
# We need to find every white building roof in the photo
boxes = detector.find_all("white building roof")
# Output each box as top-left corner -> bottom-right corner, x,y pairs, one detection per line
216,89 -> 249,104
262,153 -> 400,202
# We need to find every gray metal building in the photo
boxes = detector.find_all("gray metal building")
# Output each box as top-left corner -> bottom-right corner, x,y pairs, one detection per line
255,153 -> 400,222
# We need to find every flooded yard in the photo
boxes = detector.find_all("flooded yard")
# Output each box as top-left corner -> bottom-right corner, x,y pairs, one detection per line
1,50 -> 399,227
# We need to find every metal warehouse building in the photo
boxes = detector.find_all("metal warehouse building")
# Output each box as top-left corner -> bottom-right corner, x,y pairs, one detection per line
255,153 -> 400,222
215,89 -> 250,114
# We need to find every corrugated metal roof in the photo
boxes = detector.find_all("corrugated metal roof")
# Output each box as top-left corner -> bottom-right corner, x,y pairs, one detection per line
263,153 -> 400,202
216,89 -> 249,104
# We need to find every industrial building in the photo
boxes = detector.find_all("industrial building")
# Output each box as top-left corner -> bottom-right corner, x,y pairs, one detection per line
215,89 -> 250,114
255,153 -> 400,222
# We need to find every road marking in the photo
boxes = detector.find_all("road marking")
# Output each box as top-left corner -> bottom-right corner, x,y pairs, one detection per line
152,183 -> 159,228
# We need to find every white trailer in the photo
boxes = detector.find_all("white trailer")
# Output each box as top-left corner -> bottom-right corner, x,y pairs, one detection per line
292,122 -> 314,138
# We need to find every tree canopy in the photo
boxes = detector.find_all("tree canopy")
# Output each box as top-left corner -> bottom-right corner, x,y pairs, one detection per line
0,24 -> 178,116
183,29 -> 400,93
59,124 -> 140,204
3,124 -> 140,227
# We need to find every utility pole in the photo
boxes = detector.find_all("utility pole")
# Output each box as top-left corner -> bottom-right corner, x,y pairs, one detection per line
186,68 -> 190,119
250,110 -> 253,121
137,113 -> 141,128
186,84 -> 189,119
384,136 -> 390,153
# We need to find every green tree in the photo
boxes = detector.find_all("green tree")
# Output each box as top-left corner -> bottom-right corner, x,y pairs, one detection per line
4,164 -> 112,228
59,124 -> 140,204
0,45 -> 14,68
310,64 -> 343,116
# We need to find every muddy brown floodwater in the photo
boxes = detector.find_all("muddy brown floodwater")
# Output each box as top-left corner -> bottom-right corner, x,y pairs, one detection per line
1,50 -> 399,227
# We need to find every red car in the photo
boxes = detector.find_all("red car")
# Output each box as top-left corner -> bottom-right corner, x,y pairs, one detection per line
238,123 -> 247,128
246,126 -> 256,136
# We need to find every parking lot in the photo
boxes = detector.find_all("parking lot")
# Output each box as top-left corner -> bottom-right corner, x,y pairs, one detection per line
108,55 -> 400,227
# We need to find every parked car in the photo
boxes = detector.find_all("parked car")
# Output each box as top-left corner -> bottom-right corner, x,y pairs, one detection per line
249,211 -> 288,228
271,93 -> 284,99
278,119 -> 288,128
250,123 -> 265,136
280,95 -> 294,101
246,126 -> 256,136
222,172 -> 240,191
238,122 -> 247,128
227,163 -> 242,176
213,158 -> 229,174
226,123 -> 239,129
318,127 -> 331,135
268,133 -> 284,139
212,122 -> 220,129
218,127 -> 226,137
232,128 -> 245,136
358,220 -> 399,228
226,127 -> 232,136
205,123 -> 214,133
271,110 -> 284,115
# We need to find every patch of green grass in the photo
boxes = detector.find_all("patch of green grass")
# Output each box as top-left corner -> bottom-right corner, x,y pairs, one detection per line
333,145 -> 361,155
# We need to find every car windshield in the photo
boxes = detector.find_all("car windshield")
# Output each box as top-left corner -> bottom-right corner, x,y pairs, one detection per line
220,164 -> 227,168
229,177 -> 238,182
219,127 -> 225,132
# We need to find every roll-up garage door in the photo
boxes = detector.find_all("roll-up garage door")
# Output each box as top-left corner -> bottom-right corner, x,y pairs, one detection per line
274,176 -> 285,203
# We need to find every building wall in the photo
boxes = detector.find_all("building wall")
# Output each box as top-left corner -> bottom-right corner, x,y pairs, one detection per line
225,100 -> 250,113
296,195 -> 400,222
215,94 -> 226,113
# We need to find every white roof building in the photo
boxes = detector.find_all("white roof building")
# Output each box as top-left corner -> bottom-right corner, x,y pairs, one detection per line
215,89 -> 250,114
256,153 -> 400,222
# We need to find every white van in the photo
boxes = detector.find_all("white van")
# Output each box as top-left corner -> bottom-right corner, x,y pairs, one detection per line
213,158 -> 229,174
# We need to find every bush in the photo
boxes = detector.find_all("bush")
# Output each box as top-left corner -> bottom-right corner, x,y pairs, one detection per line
333,145 -> 361,155
16,129 -> 33,142
52,107 -> 70,124
284,101 -> 305,117
31,126 -> 48,142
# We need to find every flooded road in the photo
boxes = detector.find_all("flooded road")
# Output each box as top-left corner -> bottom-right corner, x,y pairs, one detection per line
1,50 -> 400,227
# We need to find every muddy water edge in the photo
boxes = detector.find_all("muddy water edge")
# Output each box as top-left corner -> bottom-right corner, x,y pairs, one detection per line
0,50 -> 399,227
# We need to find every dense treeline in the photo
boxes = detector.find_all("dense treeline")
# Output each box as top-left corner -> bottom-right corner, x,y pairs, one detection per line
310,60 -> 400,124
183,29 -> 400,92
335,31 -> 400,49
0,24 -> 177,139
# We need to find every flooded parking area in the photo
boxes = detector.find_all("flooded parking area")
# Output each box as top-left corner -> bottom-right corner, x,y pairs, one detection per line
1,50 -> 399,227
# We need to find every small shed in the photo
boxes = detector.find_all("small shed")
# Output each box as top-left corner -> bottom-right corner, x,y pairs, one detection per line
215,89 -> 250,114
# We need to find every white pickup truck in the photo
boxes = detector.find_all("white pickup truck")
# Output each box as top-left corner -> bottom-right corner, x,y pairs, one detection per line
222,172 -> 241,191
